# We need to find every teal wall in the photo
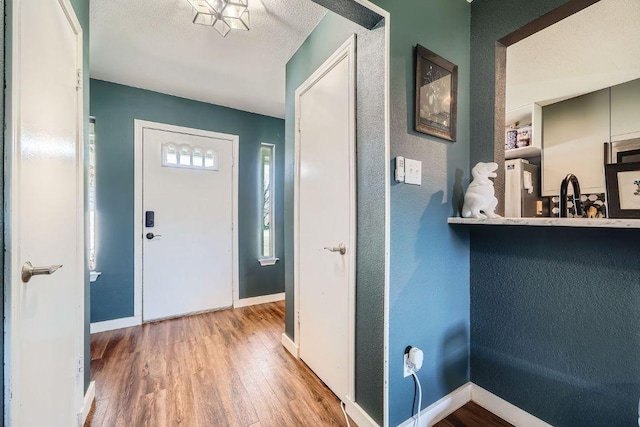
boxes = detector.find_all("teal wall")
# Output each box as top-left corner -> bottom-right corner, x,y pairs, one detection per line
368,0 -> 471,425
471,227 -> 640,426
90,79 -> 285,322
470,1 -> 640,425
286,2 -> 471,424
284,11 -> 386,422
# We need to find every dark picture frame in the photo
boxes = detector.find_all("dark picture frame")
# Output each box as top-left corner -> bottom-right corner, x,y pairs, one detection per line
604,161 -> 640,218
617,148 -> 640,163
415,44 -> 458,141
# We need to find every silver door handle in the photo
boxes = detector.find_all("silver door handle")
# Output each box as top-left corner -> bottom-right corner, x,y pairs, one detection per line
323,243 -> 346,255
21,261 -> 63,283
146,233 -> 162,240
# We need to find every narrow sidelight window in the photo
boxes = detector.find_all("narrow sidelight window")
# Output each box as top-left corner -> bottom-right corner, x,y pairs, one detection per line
260,144 -> 275,259
89,118 -> 97,271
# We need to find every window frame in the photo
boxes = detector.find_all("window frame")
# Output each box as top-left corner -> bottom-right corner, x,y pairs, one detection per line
161,143 -> 219,171
88,117 -> 99,277
259,143 -> 278,266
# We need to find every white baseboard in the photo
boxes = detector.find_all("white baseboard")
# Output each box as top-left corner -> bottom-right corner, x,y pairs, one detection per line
81,381 -> 96,426
233,292 -> 285,308
281,332 -> 299,359
398,382 -> 472,427
344,398 -> 379,427
397,382 -> 552,427
470,384 -> 552,427
90,315 -> 142,334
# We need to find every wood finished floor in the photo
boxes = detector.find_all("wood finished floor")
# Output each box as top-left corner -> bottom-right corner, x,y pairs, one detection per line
434,402 -> 514,427
86,301 -> 355,427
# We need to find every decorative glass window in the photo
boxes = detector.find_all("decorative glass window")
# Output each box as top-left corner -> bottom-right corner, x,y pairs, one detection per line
192,148 -> 204,167
179,145 -> 192,166
204,150 -> 217,169
260,144 -> 275,260
89,118 -> 97,271
165,145 -> 178,165
162,143 -> 218,171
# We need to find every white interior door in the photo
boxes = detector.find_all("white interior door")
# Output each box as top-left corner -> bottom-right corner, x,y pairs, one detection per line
141,125 -> 236,321
6,0 -> 84,425
295,37 -> 356,401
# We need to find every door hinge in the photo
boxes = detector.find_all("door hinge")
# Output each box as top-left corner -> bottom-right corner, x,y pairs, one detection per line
78,356 -> 84,373
297,117 -> 301,133
76,69 -> 83,90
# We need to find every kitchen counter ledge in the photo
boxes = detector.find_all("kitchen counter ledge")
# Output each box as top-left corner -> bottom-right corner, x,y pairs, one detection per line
448,217 -> 640,229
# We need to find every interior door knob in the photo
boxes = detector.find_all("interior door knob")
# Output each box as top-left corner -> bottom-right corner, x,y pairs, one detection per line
21,261 -> 63,283
323,243 -> 346,255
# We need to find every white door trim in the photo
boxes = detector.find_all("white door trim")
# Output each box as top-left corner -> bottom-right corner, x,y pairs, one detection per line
396,382 -> 553,427
5,0 -> 85,423
294,35 -> 357,402
133,120 -> 240,321
90,315 -> 142,334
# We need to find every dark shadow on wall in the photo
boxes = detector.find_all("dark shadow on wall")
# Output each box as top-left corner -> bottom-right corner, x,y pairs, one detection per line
391,190 -> 469,420
440,323 -> 469,392
451,168 -> 465,217
473,346 -> 640,427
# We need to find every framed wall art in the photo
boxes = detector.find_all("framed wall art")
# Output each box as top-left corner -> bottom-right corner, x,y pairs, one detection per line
604,161 -> 640,218
415,44 -> 458,141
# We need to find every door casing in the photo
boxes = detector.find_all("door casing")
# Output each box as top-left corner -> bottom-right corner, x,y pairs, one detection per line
133,120 -> 239,322
294,35 -> 357,402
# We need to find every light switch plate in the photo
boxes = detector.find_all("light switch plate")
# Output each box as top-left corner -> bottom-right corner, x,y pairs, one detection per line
404,158 -> 422,185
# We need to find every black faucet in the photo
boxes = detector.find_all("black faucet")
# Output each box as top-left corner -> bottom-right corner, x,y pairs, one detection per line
559,174 -> 583,218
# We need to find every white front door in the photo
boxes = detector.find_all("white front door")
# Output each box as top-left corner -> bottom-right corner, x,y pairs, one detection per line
295,37 -> 356,401
140,123 -> 237,321
6,0 -> 85,425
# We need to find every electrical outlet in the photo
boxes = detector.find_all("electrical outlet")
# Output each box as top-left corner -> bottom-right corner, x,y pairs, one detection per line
403,353 -> 412,377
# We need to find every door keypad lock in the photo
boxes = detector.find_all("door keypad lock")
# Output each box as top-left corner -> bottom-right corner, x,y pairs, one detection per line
145,211 -> 155,228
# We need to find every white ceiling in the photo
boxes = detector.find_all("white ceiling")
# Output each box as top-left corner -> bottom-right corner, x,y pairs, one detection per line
90,0 -> 327,118
506,0 -> 640,112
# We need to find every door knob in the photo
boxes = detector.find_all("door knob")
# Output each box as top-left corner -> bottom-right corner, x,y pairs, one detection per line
323,243 -> 346,255
146,233 -> 162,240
21,261 -> 63,283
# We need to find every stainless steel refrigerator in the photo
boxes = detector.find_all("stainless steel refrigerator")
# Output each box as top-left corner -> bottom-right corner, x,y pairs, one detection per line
505,158 -> 540,217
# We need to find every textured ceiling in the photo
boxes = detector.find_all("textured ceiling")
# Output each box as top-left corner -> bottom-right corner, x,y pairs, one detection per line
506,0 -> 640,111
90,0 -> 327,118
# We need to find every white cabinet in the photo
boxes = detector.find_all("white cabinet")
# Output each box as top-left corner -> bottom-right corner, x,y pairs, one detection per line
541,88 -> 609,196
611,78 -> 640,142
505,103 -> 542,160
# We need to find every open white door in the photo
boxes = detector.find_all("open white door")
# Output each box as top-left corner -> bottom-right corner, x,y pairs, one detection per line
295,36 -> 356,402
5,0 -> 85,425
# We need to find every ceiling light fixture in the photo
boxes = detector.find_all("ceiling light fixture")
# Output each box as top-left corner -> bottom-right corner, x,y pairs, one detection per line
186,0 -> 250,37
